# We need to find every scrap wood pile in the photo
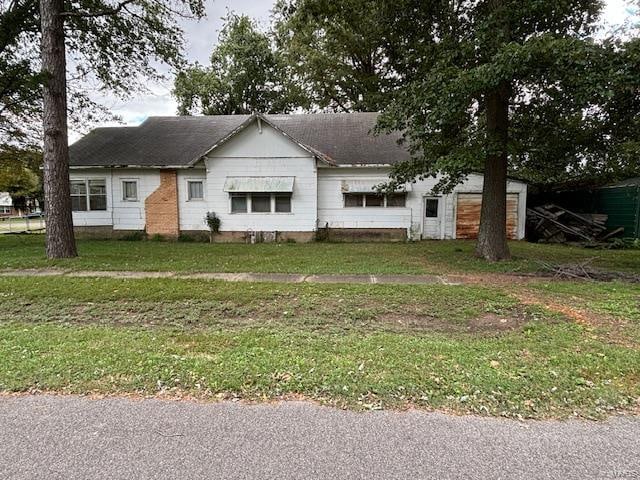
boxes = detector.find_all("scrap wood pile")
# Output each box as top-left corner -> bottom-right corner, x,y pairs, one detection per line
538,259 -> 640,283
527,204 -> 621,244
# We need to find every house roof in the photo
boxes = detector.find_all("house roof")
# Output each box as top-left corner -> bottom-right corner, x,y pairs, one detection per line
69,113 -> 411,168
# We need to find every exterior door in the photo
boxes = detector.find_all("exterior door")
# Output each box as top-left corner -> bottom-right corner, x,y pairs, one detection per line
423,197 -> 441,239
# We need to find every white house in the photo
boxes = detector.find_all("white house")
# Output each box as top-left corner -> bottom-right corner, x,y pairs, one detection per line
68,112 -> 527,241
0,192 -> 15,217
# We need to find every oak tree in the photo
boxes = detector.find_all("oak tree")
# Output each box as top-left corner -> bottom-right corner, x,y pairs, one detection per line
174,13 -> 305,115
378,0 -> 639,260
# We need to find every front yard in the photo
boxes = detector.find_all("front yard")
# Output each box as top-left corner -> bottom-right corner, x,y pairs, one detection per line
1,273 -> 638,419
1,234 -> 639,275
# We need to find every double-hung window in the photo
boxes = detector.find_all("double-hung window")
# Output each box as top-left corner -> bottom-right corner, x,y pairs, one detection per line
230,193 -> 292,214
71,179 -> 107,211
187,180 -> 204,201
122,180 -> 138,201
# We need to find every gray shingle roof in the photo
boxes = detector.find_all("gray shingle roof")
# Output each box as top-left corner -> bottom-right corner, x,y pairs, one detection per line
69,113 -> 410,168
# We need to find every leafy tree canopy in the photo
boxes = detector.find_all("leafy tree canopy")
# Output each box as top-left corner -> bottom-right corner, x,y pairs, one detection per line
376,0 -> 640,191
174,13 -> 306,115
0,147 -> 42,209
0,0 -> 204,147
272,0 -> 397,112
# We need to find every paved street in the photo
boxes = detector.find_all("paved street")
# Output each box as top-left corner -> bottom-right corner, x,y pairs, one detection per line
0,395 -> 638,479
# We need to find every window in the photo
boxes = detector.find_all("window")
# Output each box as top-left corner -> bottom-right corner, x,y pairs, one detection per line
0,206 -> 11,214
70,179 -> 106,211
122,180 -> 138,201
251,194 -> 271,213
386,193 -> 406,207
89,180 -> 107,210
187,180 -> 204,201
425,198 -> 439,218
365,194 -> 384,207
229,193 -> 293,213
344,193 -> 407,208
275,194 -> 292,213
231,194 -> 247,213
70,180 -> 88,211
344,194 -> 363,207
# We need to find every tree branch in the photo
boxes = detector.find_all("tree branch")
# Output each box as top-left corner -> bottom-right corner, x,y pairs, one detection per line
60,0 -> 136,18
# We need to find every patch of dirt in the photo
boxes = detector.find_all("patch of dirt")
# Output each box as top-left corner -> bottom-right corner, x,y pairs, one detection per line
467,312 -> 531,332
379,313 -> 462,332
379,311 -> 533,334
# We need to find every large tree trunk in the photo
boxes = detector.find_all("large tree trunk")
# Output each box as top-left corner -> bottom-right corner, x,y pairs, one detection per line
475,82 -> 511,261
41,0 -> 77,258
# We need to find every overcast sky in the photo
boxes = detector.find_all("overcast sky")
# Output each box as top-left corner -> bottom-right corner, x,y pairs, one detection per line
73,0 -> 638,141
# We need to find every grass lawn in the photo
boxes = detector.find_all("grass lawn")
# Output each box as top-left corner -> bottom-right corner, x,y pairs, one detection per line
1,234 -> 639,275
1,275 -> 638,419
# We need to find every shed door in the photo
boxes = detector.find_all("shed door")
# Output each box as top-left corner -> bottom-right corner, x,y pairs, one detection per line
423,197 -> 442,239
456,193 -> 519,239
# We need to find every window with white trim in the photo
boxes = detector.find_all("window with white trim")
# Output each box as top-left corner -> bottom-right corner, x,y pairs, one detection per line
343,193 -> 406,208
229,193 -> 292,213
0,206 -> 11,214
187,180 -> 204,201
70,179 -> 107,211
122,180 -> 138,201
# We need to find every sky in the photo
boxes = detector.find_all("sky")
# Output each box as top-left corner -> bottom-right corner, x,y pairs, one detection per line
73,0 -> 638,141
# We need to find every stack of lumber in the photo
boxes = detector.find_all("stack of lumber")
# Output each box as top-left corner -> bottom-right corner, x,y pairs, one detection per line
527,204 -> 619,243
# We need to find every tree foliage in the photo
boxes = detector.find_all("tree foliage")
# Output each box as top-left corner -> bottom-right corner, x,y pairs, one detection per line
272,0 -> 397,112
0,0 -> 204,147
372,0 -> 639,259
174,13 -> 305,115
376,1 -> 640,187
0,147 -> 42,210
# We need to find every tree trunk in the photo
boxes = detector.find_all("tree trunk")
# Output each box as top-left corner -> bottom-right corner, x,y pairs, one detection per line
475,82 -> 511,261
41,0 -> 77,258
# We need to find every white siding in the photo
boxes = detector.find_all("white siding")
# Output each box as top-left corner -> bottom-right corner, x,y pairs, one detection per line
111,170 -> 160,230
318,167 -> 527,240
178,168 -> 207,231
181,120 -> 318,232
318,167 -> 413,231
70,168 -> 160,230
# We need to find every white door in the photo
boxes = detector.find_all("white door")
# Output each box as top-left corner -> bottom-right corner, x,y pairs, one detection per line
423,197 -> 442,239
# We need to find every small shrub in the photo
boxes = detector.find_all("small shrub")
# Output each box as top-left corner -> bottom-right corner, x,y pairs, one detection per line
150,233 -> 165,242
204,212 -> 221,243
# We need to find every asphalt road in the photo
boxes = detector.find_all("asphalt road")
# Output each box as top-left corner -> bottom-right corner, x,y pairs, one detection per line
0,395 -> 638,480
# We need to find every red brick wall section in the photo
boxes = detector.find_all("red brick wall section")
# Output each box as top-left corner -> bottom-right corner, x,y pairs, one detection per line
145,170 -> 179,237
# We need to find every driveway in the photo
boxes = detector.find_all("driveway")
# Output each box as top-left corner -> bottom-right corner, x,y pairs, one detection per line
0,395 -> 638,480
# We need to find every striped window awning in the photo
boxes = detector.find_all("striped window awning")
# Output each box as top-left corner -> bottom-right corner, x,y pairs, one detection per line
340,180 -> 412,193
223,177 -> 295,193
